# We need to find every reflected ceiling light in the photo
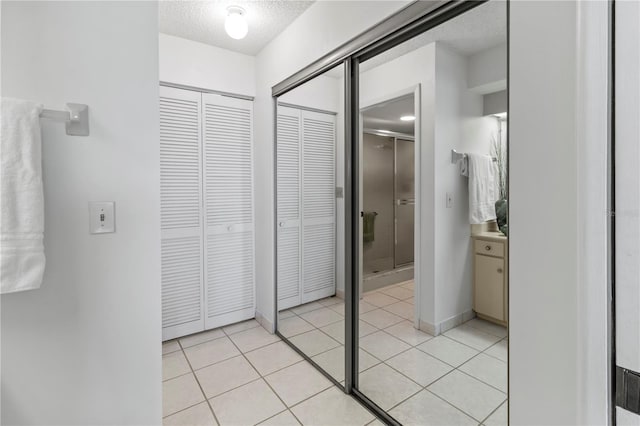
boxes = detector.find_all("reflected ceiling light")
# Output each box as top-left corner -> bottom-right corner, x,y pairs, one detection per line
225,6 -> 248,40
493,112 -> 507,120
400,115 -> 415,121
379,129 -> 391,133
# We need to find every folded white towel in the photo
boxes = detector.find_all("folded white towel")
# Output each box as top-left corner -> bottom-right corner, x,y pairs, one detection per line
1,98 -> 45,294
467,153 -> 499,224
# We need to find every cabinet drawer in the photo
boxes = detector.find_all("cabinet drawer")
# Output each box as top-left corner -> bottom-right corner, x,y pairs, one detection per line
474,239 -> 504,257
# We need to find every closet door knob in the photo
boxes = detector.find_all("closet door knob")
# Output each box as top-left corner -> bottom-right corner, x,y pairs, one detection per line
227,225 -> 233,232
279,222 -> 285,227
485,245 -> 491,251
497,268 -> 503,273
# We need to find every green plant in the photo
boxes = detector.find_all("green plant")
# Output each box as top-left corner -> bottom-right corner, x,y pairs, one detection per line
491,132 -> 507,200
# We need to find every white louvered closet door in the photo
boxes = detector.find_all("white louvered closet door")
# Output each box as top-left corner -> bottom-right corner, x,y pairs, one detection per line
160,86 -> 204,341
301,110 -> 336,303
202,93 -> 255,329
277,106 -> 302,310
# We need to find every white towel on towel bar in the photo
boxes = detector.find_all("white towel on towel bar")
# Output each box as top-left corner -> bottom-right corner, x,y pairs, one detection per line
467,153 -> 499,224
1,98 -> 45,294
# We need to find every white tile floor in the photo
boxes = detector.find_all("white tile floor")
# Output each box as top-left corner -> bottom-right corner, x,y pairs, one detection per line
163,280 -> 508,425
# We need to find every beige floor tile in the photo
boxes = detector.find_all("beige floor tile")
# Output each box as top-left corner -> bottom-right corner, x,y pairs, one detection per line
428,370 -> 506,422
417,336 -> 479,367
466,318 -> 508,338
444,324 -> 502,351
320,320 -> 377,345
380,286 -> 414,301
459,353 -> 507,392
195,355 -> 260,398
405,297 -> 415,305
184,336 -> 241,370
163,340 -> 181,355
383,301 -> 415,321
223,319 -> 261,336
245,341 -> 304,376
300,307 -> 343,328
319,296 -> 343,307
384,321 -> 433,346
400,280 -> 415,291
265,361 -> 332,407
163,402 -> 217,426
278,315 -> 315,338
259,410 -> 301,425
358,363 -> 421,410
163,350 -> 191,381
311,346 -> 380,382
367,420 -> 385,426
279,309 -> 296,319
386,348 -> 453,386
361,309 -> 404,329
483,401 -> 508,426
209,379 -> 285,426
179,329 -> 225,349
359,331 -> 411,360
389,390 -> 476,426
359,300 -> 378,313
163,373 -> 205,417
328,303 -> 345,316
363,292 -> 399,307
289,329 -> 340,357
228,325 -> 279,353
291,387 -> 375,426
484,339 -> 508,363
292,301 -> 324,315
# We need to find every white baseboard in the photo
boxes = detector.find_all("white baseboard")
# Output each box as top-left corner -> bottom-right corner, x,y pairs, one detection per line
255,310 -> 275,333
419,309 -> 476,336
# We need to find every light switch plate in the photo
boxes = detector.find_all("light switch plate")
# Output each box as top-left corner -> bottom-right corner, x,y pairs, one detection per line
89,202 -> 115,234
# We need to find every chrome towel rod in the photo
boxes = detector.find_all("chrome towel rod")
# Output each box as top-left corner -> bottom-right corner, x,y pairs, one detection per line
39,103 -> 89,136
451,149 -> 496,164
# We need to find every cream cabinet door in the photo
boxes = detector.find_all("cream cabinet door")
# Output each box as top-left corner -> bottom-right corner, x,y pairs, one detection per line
474,255 -> 505,322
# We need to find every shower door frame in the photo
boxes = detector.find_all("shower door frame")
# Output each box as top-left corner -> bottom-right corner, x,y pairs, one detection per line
272,1 -> 495,424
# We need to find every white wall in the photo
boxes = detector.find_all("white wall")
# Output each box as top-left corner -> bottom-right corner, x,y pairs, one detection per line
468,43 -> 507,94
509,1 -> 579,423
434,43 -> 498,328
254,0 -> 411,329
159,33 -> 255,97
278,73 -> 341,113
1,2 -> 161,424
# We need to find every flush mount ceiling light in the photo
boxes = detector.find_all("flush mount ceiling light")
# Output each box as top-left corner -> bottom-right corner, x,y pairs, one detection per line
225,6 -> 248,40
400,115 -> 416,121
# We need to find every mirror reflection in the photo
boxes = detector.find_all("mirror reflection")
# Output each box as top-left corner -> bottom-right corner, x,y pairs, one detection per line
357,1 -> 508,423
275,64 -> 346,385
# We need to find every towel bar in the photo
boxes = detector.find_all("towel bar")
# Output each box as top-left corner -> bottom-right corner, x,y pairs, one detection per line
40,103 -> 89,136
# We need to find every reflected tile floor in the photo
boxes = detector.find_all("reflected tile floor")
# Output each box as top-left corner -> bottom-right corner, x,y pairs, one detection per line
163,280 -> 507,425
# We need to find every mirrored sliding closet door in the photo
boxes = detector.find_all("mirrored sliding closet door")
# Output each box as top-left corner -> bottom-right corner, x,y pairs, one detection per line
274,64 -> 347,386
354,2 -> 508,424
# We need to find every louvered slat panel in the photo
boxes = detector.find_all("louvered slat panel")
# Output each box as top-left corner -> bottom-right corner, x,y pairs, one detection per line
160,93 -> 201,230
203,102 -> 253,227
302,223 -> 335,294
160,86 -> 203,341
202,94 -> 255,326
162,236 -> 202,327
303,116 -> 335,219
206,231 -> 254,316
278,227 -> 300,300
277,113 -> 300,220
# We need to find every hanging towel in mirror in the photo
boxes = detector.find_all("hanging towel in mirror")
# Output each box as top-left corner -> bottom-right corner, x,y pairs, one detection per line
1,98 -> 45,294
467,153 -> 499,224
363,212 -> 376,243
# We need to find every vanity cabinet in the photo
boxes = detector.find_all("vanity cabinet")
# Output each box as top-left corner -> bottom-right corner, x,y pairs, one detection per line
473,233 -> 508,326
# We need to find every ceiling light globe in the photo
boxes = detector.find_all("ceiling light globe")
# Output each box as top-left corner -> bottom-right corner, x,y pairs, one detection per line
225,7 -> 248,40
400,115 -> 416,121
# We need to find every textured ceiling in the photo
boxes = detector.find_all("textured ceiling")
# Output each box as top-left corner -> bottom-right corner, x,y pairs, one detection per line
361,0 -> 506,73
363,95 -> 415,135
159,0 -> 314,56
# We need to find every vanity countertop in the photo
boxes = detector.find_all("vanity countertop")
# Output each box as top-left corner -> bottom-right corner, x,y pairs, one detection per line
471,231 -> 508,242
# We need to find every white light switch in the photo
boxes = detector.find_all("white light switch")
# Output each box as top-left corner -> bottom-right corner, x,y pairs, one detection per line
446,192 -> 454,208
89,202 -> 115,234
